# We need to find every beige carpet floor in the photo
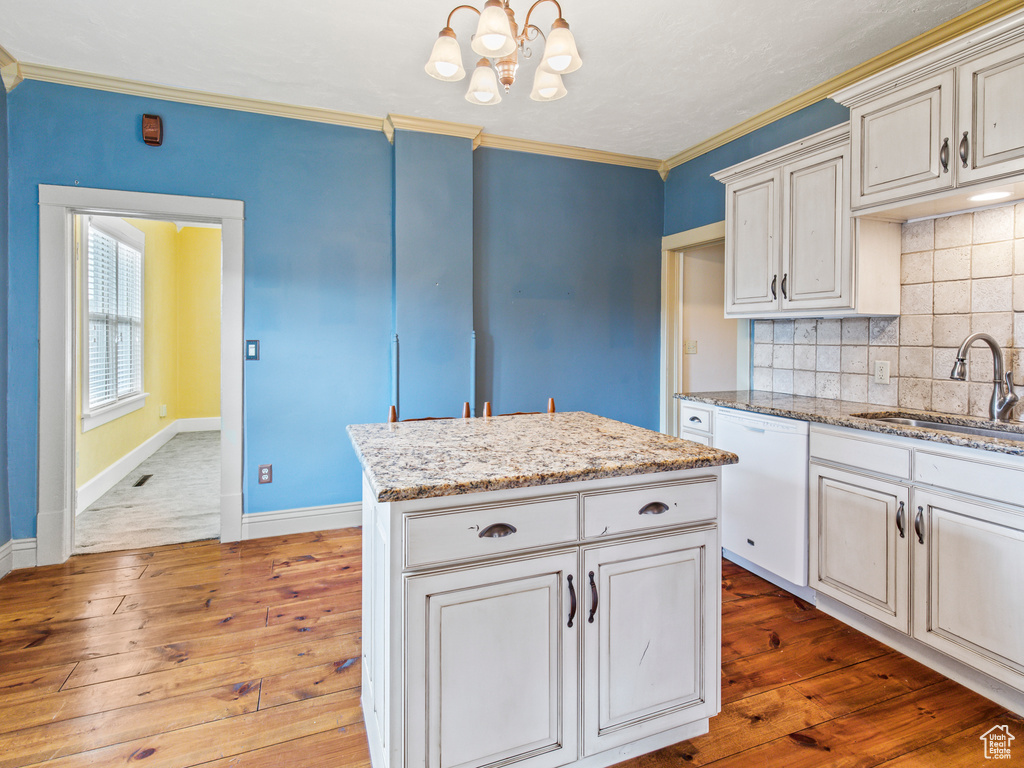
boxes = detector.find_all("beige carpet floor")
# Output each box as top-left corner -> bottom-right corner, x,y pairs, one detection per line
74,431 -> 221,554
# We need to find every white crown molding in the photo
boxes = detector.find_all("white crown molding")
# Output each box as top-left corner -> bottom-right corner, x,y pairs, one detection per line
0,42 -> 23,91
477,132 -> 664,174
384,113 -> 484,147
662,0 -> 1024,173
17,62 -> 385,132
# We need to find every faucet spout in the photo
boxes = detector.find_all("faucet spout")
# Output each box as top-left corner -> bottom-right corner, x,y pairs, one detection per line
950,333 -> 1018,422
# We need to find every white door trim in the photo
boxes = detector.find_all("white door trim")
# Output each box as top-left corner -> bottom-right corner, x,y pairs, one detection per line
37,185 -> 245,566
660,221 -> 749,435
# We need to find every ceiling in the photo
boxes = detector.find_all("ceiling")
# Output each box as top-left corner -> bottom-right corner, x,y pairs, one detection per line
0,0 -> 995,160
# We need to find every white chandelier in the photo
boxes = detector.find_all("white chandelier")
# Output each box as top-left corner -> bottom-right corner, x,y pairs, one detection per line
425,0 -> 582,105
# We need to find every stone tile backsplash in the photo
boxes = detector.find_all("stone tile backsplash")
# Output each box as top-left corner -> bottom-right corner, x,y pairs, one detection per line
751,201 -> 1024,418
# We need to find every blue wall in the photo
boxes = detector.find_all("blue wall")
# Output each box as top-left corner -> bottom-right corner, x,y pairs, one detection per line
394,131 -> 474,419
474,149 -> 665,429
0,80 -> 10,547
663,99 -> 850,235
6,81 -> 394,537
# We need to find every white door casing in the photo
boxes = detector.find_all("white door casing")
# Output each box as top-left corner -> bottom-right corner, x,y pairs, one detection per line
37,185 -> 245,565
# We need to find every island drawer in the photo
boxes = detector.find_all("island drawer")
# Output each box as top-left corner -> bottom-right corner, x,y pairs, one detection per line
583,477 -> 718,538
680,404 -> 714,434
403,495 -> 579,568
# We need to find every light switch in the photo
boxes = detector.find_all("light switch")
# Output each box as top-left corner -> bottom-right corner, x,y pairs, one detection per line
685,340 -> 698,355
245,340 -> 260,360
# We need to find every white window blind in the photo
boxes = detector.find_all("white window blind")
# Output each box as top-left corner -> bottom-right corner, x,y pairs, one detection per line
85,218 -> 144,412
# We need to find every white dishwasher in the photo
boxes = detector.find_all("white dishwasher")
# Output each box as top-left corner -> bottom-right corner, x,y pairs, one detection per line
713,408 -> 810,586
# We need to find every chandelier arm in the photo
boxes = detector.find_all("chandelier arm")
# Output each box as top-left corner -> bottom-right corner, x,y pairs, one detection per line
446,4 -> 482,28
522,0 -> 563,32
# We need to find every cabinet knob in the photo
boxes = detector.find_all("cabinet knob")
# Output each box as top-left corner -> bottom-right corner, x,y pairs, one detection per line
479,523 -> 517,539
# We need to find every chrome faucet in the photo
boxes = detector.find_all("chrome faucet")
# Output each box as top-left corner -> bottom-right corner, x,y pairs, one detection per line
950,333 -> 1019,422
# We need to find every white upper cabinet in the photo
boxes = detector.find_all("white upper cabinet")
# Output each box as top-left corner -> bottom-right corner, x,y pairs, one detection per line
850,71 -> 956,208
724,168 -> 779,315
714,123 -> 901,319
834,9 -> 1024,214
957,38 -> 1024,184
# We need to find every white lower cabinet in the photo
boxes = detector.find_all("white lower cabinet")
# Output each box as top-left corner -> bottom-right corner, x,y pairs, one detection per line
582,531 -> 718,755
809,424 -> 1024,709
405,552 -> 578,768
363,470 -> 722,768
911,489 -> 1024,686
809,463 -> 910,633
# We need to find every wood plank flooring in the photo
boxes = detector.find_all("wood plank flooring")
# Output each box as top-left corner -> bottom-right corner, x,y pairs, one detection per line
0,529 -> 1020,766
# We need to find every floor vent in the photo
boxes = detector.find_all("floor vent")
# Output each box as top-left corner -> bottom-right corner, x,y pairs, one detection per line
134,474 -> 154,487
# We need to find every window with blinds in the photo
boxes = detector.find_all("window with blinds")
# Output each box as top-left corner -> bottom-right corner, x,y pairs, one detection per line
85,218 -> 144,412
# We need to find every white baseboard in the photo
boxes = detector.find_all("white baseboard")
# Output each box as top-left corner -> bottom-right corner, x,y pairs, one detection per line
178,417 -> 221,432
241,502 -> 362,540
0,540 -> 11,580
76,417 -> 222,515
1,538 -> 39,576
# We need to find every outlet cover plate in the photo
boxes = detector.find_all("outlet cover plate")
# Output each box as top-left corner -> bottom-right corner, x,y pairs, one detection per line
258,464 -> 272,484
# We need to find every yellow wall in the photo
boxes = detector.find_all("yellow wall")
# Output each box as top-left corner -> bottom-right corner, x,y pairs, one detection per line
176,227 -> 222,418
75,219 -> 221,488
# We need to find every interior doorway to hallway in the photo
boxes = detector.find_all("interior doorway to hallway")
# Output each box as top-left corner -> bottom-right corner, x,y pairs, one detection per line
37,186 -> 244,567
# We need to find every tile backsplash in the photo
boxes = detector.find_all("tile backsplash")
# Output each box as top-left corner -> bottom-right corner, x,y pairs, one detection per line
751,201 -> 1024,418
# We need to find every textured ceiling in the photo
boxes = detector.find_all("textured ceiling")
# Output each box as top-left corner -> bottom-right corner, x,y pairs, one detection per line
0,0 -> 994,159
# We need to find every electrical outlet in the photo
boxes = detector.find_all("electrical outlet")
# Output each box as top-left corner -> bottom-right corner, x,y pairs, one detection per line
259,464 -> 273,484
874,360 -> 891,385
685,340 -> 698,355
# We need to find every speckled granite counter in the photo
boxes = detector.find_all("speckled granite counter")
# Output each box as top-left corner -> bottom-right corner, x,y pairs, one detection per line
675,390 -> 1024,457
347,411 -> 738,502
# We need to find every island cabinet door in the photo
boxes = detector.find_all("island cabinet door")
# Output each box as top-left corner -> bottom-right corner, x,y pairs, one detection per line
911,490 -> 1024,690
581,530 -> 719,756
405,551 -> 579,768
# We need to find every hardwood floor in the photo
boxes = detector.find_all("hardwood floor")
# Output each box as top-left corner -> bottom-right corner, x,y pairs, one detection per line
0,529 -> 1019,766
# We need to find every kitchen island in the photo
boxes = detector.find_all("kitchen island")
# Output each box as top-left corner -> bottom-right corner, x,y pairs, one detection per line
347,411 -> 737,768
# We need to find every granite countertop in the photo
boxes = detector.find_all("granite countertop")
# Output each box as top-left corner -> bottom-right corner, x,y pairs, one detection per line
675,390 -> 1024,457
347,411 -> 738,503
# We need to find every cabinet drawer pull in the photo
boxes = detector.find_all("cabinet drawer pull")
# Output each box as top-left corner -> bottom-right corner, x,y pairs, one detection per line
781,273 -> 788,300
639,501 -> 669,516
959,131 -> 969,168
588,571 -> 598,624
688,416 -> 703,424
896,501 -> 906,539
940,137 -> 950,173
770,274 -> 777,300
479,523 -> 517,539
914,507 -> 925,545
567,574 -> 577,628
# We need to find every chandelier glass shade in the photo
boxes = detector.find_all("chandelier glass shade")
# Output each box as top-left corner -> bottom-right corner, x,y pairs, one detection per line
425,0 -> 582,104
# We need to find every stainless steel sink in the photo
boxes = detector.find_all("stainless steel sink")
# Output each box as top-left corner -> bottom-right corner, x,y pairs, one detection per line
858,415 -> 1024,443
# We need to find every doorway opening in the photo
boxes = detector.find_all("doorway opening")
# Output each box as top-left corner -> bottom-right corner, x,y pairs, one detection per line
37,186 -> 244,566
660,225 -> 750,436
72,214 -> 224,553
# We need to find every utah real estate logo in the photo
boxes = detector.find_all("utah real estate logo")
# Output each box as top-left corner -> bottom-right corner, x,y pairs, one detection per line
980,725 -> 1014,760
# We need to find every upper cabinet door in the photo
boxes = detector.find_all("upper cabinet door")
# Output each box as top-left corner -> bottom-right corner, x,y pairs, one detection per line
957,38 -> 1024,185
781,146 -> 851,311
850,70 -> 956,209
724,168 -> 781,315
